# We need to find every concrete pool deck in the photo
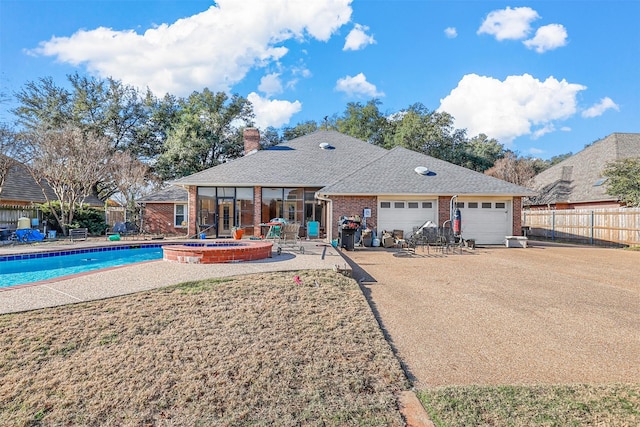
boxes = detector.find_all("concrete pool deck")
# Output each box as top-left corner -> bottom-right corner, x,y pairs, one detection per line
0,238 -> 348,314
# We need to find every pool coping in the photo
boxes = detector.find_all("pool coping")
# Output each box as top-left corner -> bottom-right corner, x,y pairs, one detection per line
0,238 -> 347,314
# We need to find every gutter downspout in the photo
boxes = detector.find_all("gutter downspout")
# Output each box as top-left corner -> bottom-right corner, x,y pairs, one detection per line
314,192 -> 332,242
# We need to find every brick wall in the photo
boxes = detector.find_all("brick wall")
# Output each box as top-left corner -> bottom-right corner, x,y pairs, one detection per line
143,203 -> 185,235
512,196 -> 522,236
330,196 -> 377,238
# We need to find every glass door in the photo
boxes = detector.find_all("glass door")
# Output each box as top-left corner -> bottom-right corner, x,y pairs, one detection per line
216,198 -> 234,237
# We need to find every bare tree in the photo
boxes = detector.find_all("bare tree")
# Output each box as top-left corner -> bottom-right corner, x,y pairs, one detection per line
27,126 -> 113,235
109,150 -> 153,222
0,124 -> 22,196
484,152 -> 537,187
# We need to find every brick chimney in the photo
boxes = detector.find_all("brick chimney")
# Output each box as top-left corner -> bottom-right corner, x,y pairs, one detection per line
243,128 -> 260,155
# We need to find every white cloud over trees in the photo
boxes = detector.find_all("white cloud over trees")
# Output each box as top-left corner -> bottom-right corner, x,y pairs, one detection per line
31,0 -> 353,98
247,92 -> 302,129
439,74 -> 586,143
335,73 -> 384,98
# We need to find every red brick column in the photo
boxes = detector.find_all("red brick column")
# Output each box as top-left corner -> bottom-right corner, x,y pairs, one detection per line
512,196 -> 522,236
253,186 -> 262,237
188,186 -> 197,238
438,196 -> 452,226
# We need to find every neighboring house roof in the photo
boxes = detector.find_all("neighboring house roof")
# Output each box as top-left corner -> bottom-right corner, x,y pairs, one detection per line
319,146 -> 535,197
0,156 -> 103,207
0,159 -> 56,204
170,130 -> 534,198
138,186 -> 188,203
527,133 -> 640,206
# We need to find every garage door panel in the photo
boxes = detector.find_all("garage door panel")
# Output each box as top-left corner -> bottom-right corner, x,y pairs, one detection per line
378,200 -> 436,237
458,201 -> 511,245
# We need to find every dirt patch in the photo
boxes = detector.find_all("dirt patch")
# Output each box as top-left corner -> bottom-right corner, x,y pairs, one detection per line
342,242 -> 640,387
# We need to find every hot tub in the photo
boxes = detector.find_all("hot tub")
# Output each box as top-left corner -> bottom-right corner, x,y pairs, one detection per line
162,240 -> 273,264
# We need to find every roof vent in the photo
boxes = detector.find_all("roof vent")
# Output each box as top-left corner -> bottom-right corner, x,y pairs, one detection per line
319,142 -> 333,150
414,166 -> 430,175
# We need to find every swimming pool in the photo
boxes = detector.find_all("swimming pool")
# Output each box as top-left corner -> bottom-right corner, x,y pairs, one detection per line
0,245 -> 164,288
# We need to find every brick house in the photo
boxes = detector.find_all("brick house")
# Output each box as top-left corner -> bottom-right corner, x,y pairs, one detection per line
526,133 -> 640,210
137,185 -> 188,236
150,129 -> 534,244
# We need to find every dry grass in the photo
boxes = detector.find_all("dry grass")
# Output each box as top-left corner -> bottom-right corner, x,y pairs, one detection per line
0,270 -> 409,426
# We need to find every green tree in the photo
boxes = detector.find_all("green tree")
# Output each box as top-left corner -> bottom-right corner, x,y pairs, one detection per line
260,127 -> 283,148
334,99 -> 387,146
602,158 -> 640,207
282,120 -> 319,141
457,134 -> 506,172
155,89 -> 253,180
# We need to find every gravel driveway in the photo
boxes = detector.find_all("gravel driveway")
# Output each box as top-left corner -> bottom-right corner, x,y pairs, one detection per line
342,241 -> 640,388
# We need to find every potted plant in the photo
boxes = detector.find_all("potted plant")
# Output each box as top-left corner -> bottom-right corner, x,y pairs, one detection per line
232,226 -> 244,240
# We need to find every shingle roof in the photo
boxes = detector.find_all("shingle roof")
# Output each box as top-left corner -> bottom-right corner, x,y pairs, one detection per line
171,130 -> 388,187
170,130 -> 535,197
319,146 -> 536,196
138,185 -> 188,203
1,159 -> 57,204
527,133 -> 640,205
1,156 -> 103,207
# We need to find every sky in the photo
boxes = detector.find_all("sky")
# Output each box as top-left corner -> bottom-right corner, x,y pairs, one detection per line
1,0 -> 639,159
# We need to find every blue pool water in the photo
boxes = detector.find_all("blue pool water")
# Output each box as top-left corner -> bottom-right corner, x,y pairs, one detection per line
0,245 -> 164,288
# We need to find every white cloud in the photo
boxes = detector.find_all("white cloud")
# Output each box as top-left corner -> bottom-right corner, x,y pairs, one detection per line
438,73 -> 587,143
335,73 -> 384,98
258,73 -> 283,97
477,6 -> 539,41
247,92 -> 302,129
343,23 -> 376,51
582,97 -> 620,118
529,147 -> 544,155
523,24 -> 568,53
532,124 -> 556,139
444,27 -> 458,38
31,0 -> 353,96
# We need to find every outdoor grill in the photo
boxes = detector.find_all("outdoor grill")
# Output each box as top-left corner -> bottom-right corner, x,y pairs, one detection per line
338,217 -> 361,251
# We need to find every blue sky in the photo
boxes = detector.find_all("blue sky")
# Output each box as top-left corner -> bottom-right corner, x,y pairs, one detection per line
1,0 -> 638,159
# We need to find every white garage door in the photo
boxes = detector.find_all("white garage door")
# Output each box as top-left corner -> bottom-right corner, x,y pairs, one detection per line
457,201 -> 511,245
378,200 -> 437,238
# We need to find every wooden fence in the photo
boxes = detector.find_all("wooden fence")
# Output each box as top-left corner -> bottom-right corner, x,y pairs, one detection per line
522,208 -> 640,246
0,205 -> 40,228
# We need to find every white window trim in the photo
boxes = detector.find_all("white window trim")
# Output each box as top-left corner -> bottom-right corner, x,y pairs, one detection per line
174,203 -> 188,228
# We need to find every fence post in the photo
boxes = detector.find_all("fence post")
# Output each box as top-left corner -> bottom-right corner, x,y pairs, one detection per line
590,210 -> 594,245
551,210 -> 555,241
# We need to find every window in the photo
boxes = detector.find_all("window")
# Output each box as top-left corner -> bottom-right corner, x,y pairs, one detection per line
468,202 -> 478,208
456,202 -> 465,208
380,202 -> 391,208
408,202 -> 419,208
422,202 -> 433,209
174,204 -> 187,227
495,202 -> 506,209
394,202 -> 405,208
482,202 -> 492,209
